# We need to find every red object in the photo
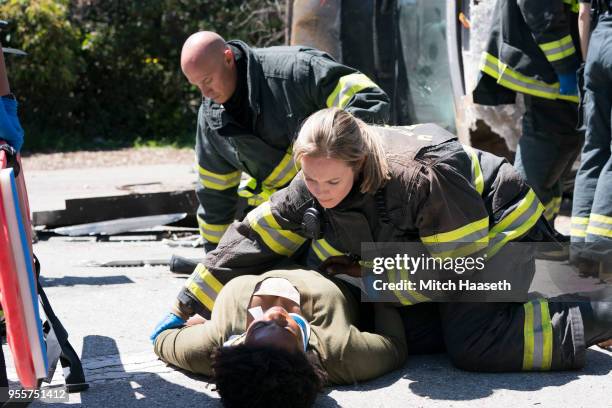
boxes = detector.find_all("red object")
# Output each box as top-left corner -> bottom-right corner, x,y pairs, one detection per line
0,176 -> 37,388
0,140 -> 38,388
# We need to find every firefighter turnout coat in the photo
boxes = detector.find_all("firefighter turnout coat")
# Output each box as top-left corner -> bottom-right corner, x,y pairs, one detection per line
196,40 -> 389,246
473,0 -> 583,105
178,124 -> 545,319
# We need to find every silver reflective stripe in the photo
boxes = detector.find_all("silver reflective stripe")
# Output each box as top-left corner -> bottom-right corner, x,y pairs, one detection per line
487,189 -> 544,258
388,269 -> 428,305
531,301 -> 544,369
312,239 -> 343,261
263,152 -> 297,189
191,275 -> 218,304
542,41 -> 575,61
490,195 -> 540,249
426,227 -> 489,255
482,57 -> 558,95
199,172 -> 241,190
257,216 -> 300,252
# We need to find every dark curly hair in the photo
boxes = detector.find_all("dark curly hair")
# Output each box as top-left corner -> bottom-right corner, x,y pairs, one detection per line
212,344 -> 327,408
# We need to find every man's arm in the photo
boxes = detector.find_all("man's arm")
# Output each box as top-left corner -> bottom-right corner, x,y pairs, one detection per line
518,0 -> 580,74
578,2 -> 592,60
305,50 -> 390,124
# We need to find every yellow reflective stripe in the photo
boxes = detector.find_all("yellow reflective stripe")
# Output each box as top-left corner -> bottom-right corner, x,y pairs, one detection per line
546,45 -> 577,62
196,215 -> 230,243
463,145 -> 484,195
246,202 -> 306,256
540,300 -> 553,370
200,264 -> 223,294
488,189 -> 545,257
400,268 -> 429,303
570,228 -> 587,237
523,299 -> 553,371
539,35 -> 576,62
428,237 -> 489,259
326,73 -> 379,109
185,264 -> 223,311
421,217 -> 489,244
263,148 -> 299,190
523,300 -> 535,370
198,165 -> 241,190
586,225 -> 612,238
540,35 -> 573,51
570,216 -> 588,238
312,238 -> 344,261
591,213 -> 612,225
543,197 -> 562,221
480,52 -> 579,103
187,280 -> 215,311
571,216 -> 590,225
563,0 -> 580,13
587,213 -> 612,237
238,177 -> 258,196
238,177 -> 272,205
388,268 -> 413,305
247,195 -> 267,206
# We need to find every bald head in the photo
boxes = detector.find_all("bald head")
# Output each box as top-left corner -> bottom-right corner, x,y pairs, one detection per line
181,31 -> 237,104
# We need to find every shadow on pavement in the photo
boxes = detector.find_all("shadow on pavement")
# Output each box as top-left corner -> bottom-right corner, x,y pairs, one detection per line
402,349 -> 612,401
37,335 -> 220,407
40,276 -> 134,288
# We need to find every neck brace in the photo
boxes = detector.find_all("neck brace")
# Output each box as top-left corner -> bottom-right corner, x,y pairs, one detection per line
289,313 -> 311,352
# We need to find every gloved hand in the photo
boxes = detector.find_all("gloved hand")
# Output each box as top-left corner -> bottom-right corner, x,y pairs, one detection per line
558,72 -> 578,96
0,97 -> 24,152
150,313 -> 186,344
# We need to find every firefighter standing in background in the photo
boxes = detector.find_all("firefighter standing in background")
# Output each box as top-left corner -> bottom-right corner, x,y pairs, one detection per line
571,0 -> 612,278
180,31 -> 389,252
473,0 -> 586,230
151,109 -> 612,372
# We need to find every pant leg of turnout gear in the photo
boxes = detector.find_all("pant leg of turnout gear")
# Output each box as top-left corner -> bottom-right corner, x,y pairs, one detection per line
515,96 -> 583,223
571,17 -> 612,261
574,286 -> 612,346
399,303 -> 446,355
438,298 -> 588,372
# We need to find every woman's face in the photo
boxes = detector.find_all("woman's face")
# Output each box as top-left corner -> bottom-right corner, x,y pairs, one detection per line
300,155 -> 357,209
244,306 -> 303,353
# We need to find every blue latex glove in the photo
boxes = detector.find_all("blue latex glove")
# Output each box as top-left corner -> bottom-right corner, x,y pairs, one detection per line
558,72 -> 578,96
150,313 -> 186,344
0,97 -> 24,152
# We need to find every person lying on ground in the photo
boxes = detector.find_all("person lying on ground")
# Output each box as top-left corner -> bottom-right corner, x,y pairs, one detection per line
151,267 -> 406,408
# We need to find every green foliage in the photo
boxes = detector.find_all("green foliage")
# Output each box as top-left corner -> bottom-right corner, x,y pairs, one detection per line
0,0 -> 286,152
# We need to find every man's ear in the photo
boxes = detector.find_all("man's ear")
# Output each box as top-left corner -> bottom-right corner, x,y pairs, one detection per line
223,47 -> 234,66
